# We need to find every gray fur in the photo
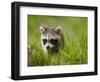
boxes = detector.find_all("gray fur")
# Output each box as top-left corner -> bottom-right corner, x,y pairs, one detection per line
40,26 -> 64,54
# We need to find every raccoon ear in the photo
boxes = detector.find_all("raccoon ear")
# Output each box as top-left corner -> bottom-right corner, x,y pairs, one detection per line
55,26 -> 61,33
40,26 -> 47,33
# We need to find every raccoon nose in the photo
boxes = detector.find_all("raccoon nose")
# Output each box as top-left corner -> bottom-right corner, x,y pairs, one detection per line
46,46 -> 50,49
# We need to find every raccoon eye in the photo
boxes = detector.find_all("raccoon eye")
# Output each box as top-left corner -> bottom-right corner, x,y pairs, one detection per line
50,39 -> 58,45
43,39 -> 47,45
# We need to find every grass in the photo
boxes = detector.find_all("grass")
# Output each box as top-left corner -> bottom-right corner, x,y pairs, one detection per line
28,15 -> 88,66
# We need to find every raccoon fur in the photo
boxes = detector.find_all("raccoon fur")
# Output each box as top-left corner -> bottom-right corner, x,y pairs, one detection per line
40,25 -> 64,54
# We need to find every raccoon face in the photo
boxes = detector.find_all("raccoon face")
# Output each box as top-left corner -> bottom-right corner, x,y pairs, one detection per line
42,38 -> 58,49
40,26 -> 62,53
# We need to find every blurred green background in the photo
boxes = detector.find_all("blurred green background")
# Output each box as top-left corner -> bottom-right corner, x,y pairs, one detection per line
28,15 -> 88,66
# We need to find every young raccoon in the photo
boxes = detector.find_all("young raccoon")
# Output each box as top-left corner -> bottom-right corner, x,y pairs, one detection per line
40,25 -> 64,54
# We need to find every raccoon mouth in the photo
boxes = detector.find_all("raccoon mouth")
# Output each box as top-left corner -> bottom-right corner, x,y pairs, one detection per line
46,47 -> 52,52
47,47 -> 59,54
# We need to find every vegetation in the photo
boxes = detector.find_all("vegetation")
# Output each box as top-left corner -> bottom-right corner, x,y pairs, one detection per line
28,15 -> 88,66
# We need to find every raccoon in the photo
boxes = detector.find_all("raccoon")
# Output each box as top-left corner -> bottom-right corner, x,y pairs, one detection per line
40,25 -> 64,54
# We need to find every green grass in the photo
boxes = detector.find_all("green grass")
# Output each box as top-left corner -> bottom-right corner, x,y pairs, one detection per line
28,15 -> 88,66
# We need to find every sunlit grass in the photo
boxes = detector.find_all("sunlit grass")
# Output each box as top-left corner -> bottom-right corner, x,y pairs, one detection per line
28,15 -> 88,66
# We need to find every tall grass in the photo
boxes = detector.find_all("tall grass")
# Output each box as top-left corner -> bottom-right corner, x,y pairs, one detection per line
28,15 -> 88,66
